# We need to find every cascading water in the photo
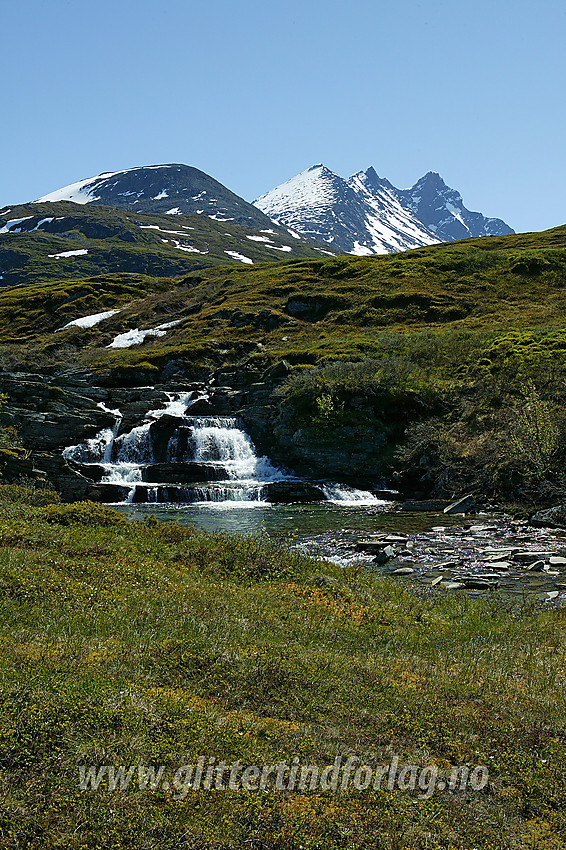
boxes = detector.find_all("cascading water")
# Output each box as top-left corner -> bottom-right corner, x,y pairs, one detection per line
63,392 -> 382,506
63,394 -> 285,504
184,417 -> 283,482
321,483 -> 383,506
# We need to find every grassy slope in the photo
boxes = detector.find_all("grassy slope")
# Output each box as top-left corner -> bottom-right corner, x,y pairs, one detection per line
1,486 -> 566,848
0,201 -> 330,289
2,224 -> 566,496
1,224 -> 565,359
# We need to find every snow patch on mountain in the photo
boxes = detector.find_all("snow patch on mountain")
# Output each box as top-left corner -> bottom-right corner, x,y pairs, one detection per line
48,249 -> 89,259
59,309 -> 121,330
107,319 -> 181,349
224,250 -> 253,264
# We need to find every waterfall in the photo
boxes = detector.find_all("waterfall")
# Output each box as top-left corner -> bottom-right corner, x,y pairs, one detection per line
63,392 -> 384,507
113,424 -> 153,464
63,427 -> 115,464
63,395 -> 285,503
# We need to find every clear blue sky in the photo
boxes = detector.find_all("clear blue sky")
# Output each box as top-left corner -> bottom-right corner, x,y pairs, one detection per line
2,0 -> 565,233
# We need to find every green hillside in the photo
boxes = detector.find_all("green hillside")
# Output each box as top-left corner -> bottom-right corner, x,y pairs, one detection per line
2,223 -> 566,501
0,201 -> 332,289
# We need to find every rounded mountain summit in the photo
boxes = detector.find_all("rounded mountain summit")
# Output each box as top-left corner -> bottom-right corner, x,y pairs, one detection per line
37,164 -> 273,229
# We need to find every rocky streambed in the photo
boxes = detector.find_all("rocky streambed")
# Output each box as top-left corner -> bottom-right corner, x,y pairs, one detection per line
293,512 -> 566,602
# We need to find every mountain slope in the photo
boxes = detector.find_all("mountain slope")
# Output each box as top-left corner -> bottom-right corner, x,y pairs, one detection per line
0,201 -> 332,289
36,164 -> 278,230
255,165 -> 514,253
395,170 -> 515,241
254,165 -> 439,254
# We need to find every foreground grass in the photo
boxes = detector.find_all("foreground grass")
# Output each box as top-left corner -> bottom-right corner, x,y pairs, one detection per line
1,486 -> 566,848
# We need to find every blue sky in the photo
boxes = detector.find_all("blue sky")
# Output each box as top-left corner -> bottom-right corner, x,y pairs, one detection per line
2,0 -> 565,233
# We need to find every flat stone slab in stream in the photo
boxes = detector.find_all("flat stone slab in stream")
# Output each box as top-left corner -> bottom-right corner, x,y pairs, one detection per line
513,552 -> 556,563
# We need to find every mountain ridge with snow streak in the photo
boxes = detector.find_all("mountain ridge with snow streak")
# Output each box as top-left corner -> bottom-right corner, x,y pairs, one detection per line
255,165 -> 514,254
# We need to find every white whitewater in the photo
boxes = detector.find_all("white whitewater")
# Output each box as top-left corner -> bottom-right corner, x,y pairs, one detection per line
186,417 -> 283,482
321,483 -> 383,506
63,393 -> 382,505
63,394 -> 285,503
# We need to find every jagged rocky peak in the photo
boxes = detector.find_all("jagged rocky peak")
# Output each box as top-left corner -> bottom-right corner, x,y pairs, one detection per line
255,163 -> 439,255
35,164 -> 275,229
395,170 -> 515,241
255,163 -> 514,254
254,164 -> 344,217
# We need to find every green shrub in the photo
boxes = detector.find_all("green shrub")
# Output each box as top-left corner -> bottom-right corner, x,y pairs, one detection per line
0,482 -> 60,506
40,501 -> 128,527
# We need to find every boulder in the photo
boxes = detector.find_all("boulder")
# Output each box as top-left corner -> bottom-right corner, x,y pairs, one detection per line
530,505 -> 566,530
85,483 -> 131,503
443,494 -> 476,515
374,546 -> 396,564
262,360 -> 291,382
187,397 -> 216,415
32,454 -> 97,502
513,551 -> 554,564
141,462 -> 229,484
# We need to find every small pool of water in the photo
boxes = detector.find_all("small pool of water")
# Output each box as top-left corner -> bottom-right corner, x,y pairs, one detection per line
114,501 -> 466,537
114,501 -> 566,602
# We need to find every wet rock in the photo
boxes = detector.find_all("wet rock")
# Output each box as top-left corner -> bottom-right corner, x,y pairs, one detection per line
84,483 -> 131,503
66,460 -> 107,482
372,489 -> 401,501
526,560 -> 546,572
355,539 -> 392,554
514,552 -> 554,564
391,567 -> 414,575
187,397 -> 216,415
374,545 -> 396,564
443,494 -> 476,515
141,462 -> 229,484
462,578 -> 499,590
485,561 -> 511,571
484,550 -> 518,561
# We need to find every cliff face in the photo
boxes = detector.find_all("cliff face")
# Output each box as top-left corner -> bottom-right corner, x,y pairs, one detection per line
0,364 -> 392,501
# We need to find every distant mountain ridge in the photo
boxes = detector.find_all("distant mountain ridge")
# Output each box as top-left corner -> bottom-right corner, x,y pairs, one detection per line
254,165 -> 514,254
0,199 -> 331,289
32,161 -> 514,259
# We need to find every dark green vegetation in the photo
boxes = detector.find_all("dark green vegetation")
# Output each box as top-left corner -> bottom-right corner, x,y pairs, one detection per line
2,223 -> 566,501
0,201 -> 330,289
1,483 -> 566,848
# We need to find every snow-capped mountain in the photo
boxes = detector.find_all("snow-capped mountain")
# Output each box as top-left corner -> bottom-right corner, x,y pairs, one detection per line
254,165 -> 514,254
36,164 -> 276,230
395,171 -> 514,241
254,165 -> 439,255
